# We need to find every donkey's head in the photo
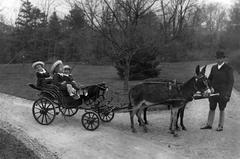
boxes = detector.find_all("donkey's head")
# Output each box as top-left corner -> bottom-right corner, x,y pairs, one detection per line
193,65 -> 211,94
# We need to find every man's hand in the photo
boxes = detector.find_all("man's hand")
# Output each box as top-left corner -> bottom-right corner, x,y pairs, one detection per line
203,89 -> 211,97
61,81 -> 66,85
210,88 -> 214,93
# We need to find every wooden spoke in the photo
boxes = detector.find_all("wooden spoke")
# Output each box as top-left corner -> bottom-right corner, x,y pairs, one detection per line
99,108 -> 114,122
81,112 -> 100,131
59,106 -> 78,117
32,98 -> 56,125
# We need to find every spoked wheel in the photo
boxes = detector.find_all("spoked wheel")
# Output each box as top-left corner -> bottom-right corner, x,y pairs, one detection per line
81,111 -> 100,131
98,106 -> 115,122
32,97 -> 56,125
59,106 -> 78,117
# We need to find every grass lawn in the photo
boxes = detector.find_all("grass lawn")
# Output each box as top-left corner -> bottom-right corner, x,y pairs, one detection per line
0,60 -> 239,101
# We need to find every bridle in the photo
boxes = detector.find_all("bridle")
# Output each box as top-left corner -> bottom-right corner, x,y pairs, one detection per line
193,74 -> 210,94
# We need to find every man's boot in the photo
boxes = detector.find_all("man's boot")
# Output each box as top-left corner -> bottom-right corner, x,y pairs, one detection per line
201,110 -> 215,129
216,111 -> 224,131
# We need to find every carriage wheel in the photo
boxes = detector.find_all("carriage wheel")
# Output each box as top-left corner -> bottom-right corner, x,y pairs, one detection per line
32,97 -> 56,125
98,107 -> 115,122
81,112 -> 100,131
59,106 -> 78,117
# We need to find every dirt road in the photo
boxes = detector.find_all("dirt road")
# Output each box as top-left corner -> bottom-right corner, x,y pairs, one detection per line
0,89 -> 240,159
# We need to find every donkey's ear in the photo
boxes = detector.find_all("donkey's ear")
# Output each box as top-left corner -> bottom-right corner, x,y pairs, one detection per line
200,65 -> 206,74
195,65 -> 200,75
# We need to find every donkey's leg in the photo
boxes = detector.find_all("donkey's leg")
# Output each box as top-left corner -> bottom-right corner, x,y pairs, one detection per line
137,109 -> 143,126
180,106 -> 187,131
168,105 -> 173,132
129,110 -> 137,133
176,108 -> 181,130
169,107 -> 173,131
138,108 -> 148,126
137,108 -> 148,133
143,108 -> 148,125
171,108 -> 179,137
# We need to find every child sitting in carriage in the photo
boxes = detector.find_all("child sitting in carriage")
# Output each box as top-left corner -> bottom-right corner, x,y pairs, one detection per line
50,61 -> 80,99
32,61 -> 52,87
62,65 -> 80,99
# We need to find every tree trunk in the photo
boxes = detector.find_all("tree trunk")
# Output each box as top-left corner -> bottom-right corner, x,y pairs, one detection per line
53,40 -> 57,61
123,59 -> 130,92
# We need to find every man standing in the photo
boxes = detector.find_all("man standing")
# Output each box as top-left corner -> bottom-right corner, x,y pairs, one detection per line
201,51 -> 234,131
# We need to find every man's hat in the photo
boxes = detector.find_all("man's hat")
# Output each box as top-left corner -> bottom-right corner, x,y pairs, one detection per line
32,61 -> 44,69
50,60 -> 63,74
215,51 -> 226,59
63,65 -> 71,70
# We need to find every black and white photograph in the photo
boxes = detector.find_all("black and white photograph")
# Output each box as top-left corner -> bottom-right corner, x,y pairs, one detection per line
0,0 -> 240,158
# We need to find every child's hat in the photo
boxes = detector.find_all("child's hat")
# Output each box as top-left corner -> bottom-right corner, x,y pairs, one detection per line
63,65 -> 71,70
51,60 -> 63,73
32,61 -> 45,69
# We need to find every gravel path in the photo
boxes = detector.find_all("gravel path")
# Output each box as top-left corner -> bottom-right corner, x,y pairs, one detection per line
0,89 -> 239,159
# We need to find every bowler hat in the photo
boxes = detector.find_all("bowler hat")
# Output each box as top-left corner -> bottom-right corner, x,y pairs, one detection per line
215,51 -> 226,59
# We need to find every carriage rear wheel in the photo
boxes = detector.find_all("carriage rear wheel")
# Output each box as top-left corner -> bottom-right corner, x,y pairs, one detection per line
81,112 -> 100,131
98,106 -> 115,122
59,106 -> 78,117
32,97 -> 56,125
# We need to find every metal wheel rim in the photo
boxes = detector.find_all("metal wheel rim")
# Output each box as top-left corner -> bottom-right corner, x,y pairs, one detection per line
32,97 -> 56,125
59,106 -> 78,117
81,112 -> 100,131
99,111 -> 114,122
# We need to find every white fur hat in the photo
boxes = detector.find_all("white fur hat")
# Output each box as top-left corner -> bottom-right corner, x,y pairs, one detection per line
32,61 -> 44,69
50,60 -> 63,74
63,65 -> 71,70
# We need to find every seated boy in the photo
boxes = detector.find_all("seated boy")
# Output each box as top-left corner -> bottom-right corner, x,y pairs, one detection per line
32,61 -> 52,88
62,65 -> 80,99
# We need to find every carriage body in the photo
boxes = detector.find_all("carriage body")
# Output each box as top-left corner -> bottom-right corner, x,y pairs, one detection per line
29,82 -> 114,131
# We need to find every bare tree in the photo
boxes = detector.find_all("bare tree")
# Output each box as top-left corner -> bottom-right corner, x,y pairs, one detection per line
72,0 -> 158,90
200,2 -> 227,49
159,0 -> 197,43
39,0 -> 57,20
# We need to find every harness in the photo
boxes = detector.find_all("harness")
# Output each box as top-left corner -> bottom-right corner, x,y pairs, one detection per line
143,80 -> 184,102
167,80 -> 183,98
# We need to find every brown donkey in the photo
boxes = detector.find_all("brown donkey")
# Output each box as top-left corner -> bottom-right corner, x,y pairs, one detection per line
128,65 -> 210,137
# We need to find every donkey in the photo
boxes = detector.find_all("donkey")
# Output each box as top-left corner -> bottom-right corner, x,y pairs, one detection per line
139,66 -> 208,131
128,65 -> 210,137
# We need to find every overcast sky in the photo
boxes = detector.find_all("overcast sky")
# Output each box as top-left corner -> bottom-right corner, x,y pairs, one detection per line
0,0 -> 236,24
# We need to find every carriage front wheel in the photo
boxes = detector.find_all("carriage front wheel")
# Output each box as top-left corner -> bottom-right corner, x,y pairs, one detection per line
81,112 -> 100,131
32,97 -> 56,125
98,106 -> 115,122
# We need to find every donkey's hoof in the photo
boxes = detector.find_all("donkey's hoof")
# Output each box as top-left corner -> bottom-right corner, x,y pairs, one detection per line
138,121 -> 142,126
182,127 -> 187,131
132,129 -> 137,133
173,133 -> 179,137
145,121 -> 149,125
170,130 -> 175,134
176,127 -> 180,131
143,127 -> 148,133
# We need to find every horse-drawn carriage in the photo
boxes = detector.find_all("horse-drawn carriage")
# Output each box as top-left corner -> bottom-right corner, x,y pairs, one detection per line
29,82 -> 115,131
29,65 -> 220,136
